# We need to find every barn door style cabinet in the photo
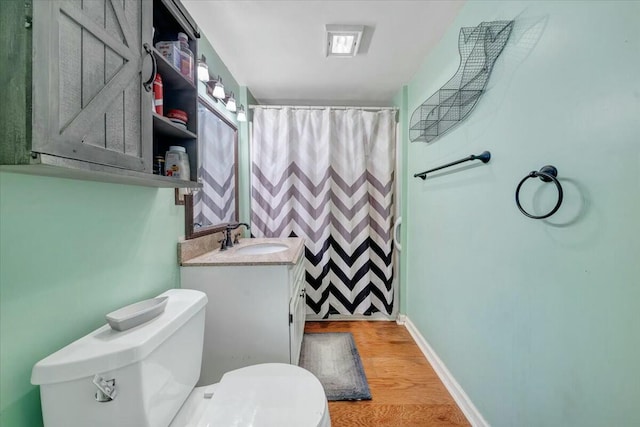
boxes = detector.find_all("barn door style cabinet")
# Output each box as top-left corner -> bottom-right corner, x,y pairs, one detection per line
0,0 -> 201,188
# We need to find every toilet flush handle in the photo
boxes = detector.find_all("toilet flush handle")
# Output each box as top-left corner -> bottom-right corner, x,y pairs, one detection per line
93,375 -> 117,402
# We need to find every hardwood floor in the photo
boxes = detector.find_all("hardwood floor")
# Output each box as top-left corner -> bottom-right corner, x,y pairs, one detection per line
304,321 -> 470,427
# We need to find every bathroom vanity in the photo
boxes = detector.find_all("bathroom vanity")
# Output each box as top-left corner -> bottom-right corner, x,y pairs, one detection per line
180,237 -> 306,385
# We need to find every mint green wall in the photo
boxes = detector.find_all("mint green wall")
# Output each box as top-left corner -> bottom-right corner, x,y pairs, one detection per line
0,173 -> 183,427
238,87 -> 257,224
197,34 -> 252,227
198,35 -> 241,126
0,25 -> 246,427
402,1 -> 640,426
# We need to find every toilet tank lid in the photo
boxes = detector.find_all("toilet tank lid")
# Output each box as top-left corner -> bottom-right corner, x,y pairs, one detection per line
31,289 -> 207,385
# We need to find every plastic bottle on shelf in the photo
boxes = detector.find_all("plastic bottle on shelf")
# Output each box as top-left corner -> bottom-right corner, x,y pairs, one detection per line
164,146 -> 190,180
177,32 -> 194,83
153,156 -> 165,175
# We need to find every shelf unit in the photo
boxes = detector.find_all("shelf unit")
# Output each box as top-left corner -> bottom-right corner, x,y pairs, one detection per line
1,0 -> 202,188
152,0 -> 199,183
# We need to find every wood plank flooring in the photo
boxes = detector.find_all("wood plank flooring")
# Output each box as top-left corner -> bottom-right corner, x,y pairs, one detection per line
304,321 -> 470,427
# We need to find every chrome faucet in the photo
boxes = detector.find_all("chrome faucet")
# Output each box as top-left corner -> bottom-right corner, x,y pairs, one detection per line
220,223 -> 250,251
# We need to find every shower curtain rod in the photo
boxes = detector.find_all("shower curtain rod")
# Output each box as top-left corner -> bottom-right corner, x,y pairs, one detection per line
248,104 -> 397,111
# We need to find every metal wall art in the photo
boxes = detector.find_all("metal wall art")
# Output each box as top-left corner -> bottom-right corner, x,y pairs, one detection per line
410,20 -> 514,143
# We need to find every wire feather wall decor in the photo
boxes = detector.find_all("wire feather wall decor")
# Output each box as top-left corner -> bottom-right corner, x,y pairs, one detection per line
410,20 -> 514,143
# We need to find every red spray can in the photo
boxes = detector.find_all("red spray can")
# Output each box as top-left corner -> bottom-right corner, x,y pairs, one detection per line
153,74 -> 163,115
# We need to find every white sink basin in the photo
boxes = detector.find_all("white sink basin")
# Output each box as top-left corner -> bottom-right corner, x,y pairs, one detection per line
235,243 -> 289,255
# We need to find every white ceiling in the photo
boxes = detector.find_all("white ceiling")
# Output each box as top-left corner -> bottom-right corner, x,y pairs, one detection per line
182,0 -> 465,106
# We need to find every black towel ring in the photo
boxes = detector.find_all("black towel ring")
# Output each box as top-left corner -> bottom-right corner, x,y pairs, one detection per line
515,165 -> 563,219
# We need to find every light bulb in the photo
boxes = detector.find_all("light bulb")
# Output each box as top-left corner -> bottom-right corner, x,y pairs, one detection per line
226,93 -> 236,112
197,63 -> 209,82
197,55 -> 209,82
212,79 -> 225,99
237,105 -> 247,122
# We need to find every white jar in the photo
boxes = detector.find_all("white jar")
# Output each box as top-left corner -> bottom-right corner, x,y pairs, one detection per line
164,146 -> 190,180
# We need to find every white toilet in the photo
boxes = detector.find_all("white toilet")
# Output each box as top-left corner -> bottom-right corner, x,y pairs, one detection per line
31,289 -> 330,427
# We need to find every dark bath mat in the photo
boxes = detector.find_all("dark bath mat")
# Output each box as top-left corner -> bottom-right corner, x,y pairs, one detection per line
299,332 -> 372,401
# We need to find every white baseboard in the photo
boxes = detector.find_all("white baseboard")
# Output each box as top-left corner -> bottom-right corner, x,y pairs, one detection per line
306,313 -> 395,321
400,315 -> 489,427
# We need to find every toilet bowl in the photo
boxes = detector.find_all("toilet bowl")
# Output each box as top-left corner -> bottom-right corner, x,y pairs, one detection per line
31,289 -> 330,427
170,364 -> 330,427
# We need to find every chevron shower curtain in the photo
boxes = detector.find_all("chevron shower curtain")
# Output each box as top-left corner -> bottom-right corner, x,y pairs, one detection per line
251,107 -> 396,317
194,101 -> 236,227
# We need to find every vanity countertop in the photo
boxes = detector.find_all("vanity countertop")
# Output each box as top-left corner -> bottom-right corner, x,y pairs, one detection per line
181,237 -> 305,267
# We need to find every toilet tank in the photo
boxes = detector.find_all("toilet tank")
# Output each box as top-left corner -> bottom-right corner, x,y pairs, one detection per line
31,289 -> 207,427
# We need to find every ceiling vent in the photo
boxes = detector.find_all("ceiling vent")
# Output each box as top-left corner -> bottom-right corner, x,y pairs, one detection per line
325,25 -> 364,57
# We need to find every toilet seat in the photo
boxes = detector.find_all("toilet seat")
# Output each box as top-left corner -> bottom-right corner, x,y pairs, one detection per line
170,363 -> 330,427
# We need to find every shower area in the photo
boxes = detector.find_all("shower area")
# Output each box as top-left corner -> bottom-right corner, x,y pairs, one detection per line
249,106 -> 400,320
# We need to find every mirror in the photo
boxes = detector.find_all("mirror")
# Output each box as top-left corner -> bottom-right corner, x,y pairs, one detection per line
184,96 -> 238,240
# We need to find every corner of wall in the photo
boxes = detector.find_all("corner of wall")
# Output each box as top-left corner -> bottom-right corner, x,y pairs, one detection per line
238,86 -> 253,224
393,85 -> 410,316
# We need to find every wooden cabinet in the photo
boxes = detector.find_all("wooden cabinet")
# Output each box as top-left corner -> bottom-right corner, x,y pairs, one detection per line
180,253 -> 307,385
0,0 -> 201,188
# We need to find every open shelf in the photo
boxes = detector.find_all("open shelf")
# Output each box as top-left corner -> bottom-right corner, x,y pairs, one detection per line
153,48 -> 195,91
152,0 -> 199,185
153,113 -> 196,139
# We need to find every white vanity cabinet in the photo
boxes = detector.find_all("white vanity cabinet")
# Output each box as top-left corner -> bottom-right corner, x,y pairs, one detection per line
180,240 -> 306,385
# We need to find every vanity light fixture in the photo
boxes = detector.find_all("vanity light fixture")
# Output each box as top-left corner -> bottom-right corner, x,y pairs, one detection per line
197,55 -> 209,82
211,77 -> 226,99
199,56 -> 226,100
236,104 -> 247,122
198,60 -> 242,119
325,25 -> 364,57
225,92 -> 237,112
204,78 -> 225,100
203,76 -> 226,100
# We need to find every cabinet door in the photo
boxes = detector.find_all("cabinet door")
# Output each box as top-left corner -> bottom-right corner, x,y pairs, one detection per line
289,274 -> 306,365
32,0 -> 152,172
